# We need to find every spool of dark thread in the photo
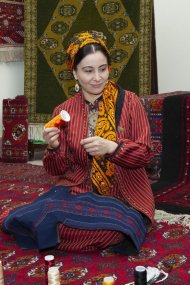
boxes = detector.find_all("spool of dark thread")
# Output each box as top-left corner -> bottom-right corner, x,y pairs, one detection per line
134,266 -> 147,285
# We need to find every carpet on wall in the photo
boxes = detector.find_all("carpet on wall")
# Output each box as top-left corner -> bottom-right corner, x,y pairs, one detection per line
0,177 -> 190,285
0,0 -> 24,62
1,96 -> 29,163
140,91 -> 190,180
24,0 -> 155,123
152,94 -> 190,214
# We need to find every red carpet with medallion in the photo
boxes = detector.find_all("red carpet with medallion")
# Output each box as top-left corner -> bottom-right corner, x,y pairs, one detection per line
0,163 -> 190,284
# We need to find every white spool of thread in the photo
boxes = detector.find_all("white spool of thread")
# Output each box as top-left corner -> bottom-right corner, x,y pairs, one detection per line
47,266 -> 61,285
0,261 -> 4,285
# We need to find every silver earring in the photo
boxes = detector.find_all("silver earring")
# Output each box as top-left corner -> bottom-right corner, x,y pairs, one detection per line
75,81 -> 80,92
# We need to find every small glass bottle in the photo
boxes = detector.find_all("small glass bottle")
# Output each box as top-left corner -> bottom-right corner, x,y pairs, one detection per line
0,260 -> 5,285
48,266 -> 60,285
44,255 -> 55,285
44,110 -> 70,128
134,266 -> 147,285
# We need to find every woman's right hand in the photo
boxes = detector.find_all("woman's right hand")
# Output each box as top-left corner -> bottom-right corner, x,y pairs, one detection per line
43,127 -> 60,149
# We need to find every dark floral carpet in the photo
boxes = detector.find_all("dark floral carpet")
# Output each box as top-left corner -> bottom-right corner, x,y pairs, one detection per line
152,95 -> 190,214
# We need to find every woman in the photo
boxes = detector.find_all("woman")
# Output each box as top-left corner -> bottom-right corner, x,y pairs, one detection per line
3,31 -> 155,255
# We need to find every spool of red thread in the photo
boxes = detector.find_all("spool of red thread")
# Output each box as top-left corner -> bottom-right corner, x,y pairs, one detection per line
44,255 -> 55,285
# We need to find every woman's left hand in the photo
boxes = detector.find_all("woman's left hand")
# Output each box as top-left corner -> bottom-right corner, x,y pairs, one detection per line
80,136 -> 118,156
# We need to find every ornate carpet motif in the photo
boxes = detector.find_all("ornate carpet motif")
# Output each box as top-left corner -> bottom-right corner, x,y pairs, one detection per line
2,96 -> 28,163
0,163 -> 190,284
24,0 -> 153,123
0,0 -> 24,62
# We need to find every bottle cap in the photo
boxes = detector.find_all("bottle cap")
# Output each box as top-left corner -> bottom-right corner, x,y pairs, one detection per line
103,276 -> 115,285
135,266 -> 146,273
60,110 -> 70,122
45,255 -> 54,261
134,266 -> 147,285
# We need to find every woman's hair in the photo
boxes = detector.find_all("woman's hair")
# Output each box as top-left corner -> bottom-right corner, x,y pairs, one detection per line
73,43 -> 111,70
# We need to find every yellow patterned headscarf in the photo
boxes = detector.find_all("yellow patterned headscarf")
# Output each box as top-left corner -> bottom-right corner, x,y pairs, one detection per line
66,30 -> 109,70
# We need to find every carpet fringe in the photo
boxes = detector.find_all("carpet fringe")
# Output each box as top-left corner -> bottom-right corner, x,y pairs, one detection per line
155,210 -> 190,228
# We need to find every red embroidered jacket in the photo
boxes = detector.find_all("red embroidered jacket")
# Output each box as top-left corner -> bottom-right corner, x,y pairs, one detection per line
43,90 -> 155,223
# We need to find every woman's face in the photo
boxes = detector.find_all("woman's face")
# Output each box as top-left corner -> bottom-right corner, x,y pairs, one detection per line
73,51 -> 109,102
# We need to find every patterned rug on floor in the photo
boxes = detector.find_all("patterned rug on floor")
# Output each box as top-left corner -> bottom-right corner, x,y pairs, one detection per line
1,156 -> 190,215
0,162 -> 56,185
0,178 -> 190,284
